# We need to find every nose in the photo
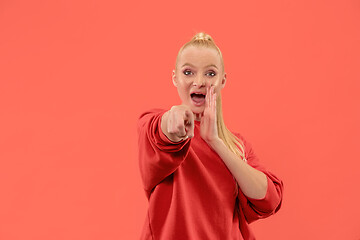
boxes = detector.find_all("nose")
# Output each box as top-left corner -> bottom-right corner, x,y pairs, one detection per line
193,75 -> 206,87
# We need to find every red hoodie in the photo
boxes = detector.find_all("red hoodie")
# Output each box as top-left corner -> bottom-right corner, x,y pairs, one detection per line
137,109 -> 283,240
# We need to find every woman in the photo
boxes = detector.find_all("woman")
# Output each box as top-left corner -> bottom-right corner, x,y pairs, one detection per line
137,32 -> 284,240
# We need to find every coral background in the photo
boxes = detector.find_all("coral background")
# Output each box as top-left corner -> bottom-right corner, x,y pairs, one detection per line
1,0 -> 359,239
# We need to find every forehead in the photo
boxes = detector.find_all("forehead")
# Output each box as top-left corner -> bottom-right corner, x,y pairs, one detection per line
178,46 -> 221,68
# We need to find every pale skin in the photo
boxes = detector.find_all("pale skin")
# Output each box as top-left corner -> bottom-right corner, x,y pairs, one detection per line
161,46 -> 268,199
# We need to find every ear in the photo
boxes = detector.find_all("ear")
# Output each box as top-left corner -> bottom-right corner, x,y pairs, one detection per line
221,73 -> 227,89
172,69 -> 178,87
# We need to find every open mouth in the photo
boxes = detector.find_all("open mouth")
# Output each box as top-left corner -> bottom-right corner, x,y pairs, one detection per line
191,93 -> 206,106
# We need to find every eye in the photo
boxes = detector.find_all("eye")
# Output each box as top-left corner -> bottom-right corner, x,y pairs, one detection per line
183,70 -> 193,76
206,71 -> 216,77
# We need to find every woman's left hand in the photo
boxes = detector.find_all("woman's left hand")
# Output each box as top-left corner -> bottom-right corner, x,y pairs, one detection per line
200,86 -> 220,146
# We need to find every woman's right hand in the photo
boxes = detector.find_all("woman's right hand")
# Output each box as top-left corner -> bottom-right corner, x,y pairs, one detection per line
161,105 -> 195,142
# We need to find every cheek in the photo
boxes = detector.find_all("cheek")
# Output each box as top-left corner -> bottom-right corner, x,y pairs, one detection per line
212,78 -> 225,93
177,76 -> 192,85
177,84 -> 191,96
209,77 -> 221,87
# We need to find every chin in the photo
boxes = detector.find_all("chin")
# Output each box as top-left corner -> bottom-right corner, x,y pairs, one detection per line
181,100 -> 205,114
190,106 -> 205,114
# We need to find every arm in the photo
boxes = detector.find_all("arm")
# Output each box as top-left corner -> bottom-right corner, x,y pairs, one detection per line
208,138 -> 268,200
137,109 -> 191,198
211,135 -> 284,223
200,86 -> 283,222
201,87 -> 267,199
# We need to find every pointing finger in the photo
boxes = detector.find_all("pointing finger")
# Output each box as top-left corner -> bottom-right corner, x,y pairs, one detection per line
185,112 -> 194,138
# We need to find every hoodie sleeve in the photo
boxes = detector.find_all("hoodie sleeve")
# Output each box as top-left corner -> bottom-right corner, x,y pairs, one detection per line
235,134 -> 284,223
137,109 -> 191,198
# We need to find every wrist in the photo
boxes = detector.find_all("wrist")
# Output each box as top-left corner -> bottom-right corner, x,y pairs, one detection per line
207,137 -> 224,150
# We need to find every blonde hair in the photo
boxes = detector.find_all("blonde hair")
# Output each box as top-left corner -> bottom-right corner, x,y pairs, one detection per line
175,32 -> 224,72
175,32 -> 246,166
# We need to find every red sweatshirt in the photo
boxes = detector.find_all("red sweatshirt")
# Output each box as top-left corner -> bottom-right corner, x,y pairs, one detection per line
137,109 -> 283,240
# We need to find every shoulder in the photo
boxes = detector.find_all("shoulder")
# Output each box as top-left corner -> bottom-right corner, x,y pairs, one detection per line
138,108 -> 166,120
232,131 -> 245,142
231,131 -> 249,149
230,131 -> 256,160
138,108 -> 167,125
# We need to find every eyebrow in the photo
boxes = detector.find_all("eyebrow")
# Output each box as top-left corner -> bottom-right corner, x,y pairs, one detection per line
181,63 -> 218,69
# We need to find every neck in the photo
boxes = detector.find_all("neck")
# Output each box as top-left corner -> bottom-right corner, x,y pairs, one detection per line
193,112 -> 203,122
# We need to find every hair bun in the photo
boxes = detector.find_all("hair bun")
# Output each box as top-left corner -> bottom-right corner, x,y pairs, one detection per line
193,32 -> 212,41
